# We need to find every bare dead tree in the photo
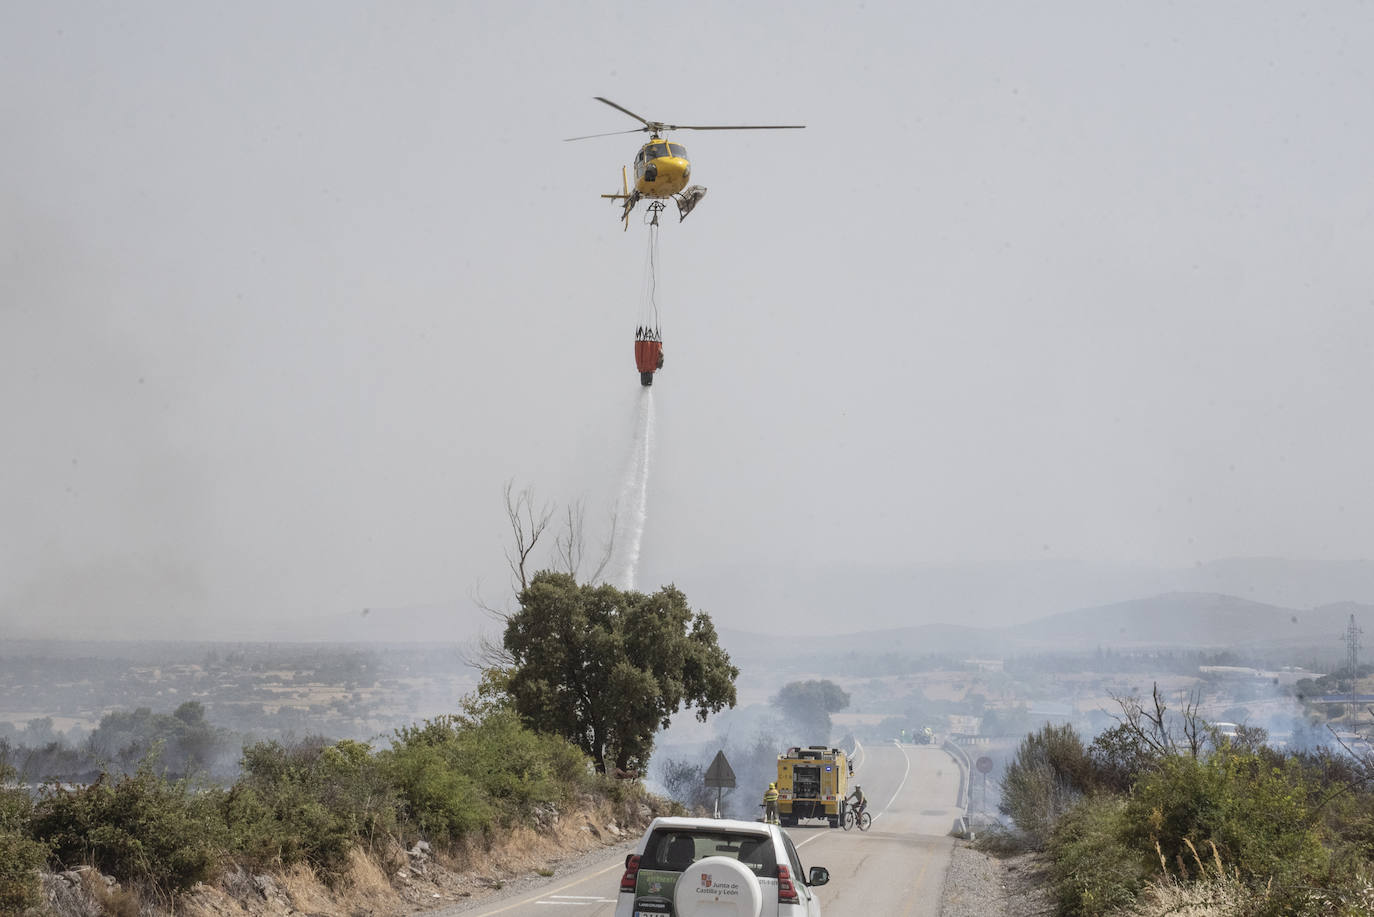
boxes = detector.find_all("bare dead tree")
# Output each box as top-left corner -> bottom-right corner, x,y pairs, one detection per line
467,482 -> 553,669
504,480 -> 553,593
469,483 -> 616,673
1307,726 -> 1374,819
583,505 -> 617,585
552,499 -> 617,585
1108,683 -> 1207,759
554,502 -> 584,578
1178,688 -> 1206,757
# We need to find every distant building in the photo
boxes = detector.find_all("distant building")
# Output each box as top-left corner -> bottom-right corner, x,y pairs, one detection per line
1027,702 -> 1075,724
1201,666 -> 1315,686
947,715 -> 982,736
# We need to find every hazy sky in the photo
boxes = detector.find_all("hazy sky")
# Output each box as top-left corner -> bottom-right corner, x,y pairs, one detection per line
4,2 -> 1374,641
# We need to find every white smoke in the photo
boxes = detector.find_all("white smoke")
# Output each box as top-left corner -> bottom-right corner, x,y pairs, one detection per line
611,389 -> 655,590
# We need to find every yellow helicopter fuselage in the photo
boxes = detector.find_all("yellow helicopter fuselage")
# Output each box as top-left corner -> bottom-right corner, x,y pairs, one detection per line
633,139 -> 691,198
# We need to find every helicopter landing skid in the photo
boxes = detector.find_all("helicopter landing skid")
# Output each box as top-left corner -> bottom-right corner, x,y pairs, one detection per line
606,190 -> 640,230
675,185 -> 707,222
600,165 -> 642,231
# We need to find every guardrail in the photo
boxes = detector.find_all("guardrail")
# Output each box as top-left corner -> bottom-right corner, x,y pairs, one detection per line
942,737 -> 973,838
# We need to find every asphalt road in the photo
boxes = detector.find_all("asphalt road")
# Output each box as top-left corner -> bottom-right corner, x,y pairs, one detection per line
435,742 -> 965,917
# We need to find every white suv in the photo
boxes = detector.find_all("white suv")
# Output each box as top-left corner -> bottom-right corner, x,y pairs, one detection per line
615,816 -> 829,917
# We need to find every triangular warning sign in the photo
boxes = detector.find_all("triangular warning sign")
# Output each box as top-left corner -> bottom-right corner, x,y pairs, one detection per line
703,749 -> 736,788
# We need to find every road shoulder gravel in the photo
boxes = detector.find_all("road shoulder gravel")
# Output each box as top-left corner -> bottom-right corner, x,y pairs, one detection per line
939,842 -> 1054,917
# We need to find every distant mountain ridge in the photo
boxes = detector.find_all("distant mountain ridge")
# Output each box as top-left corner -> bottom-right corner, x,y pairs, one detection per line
677,556 -> 1374,636
719,592 -> 1374,659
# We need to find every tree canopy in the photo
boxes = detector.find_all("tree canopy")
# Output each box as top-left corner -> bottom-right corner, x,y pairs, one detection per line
772,679 -> 850,741
502,571 -> 738,774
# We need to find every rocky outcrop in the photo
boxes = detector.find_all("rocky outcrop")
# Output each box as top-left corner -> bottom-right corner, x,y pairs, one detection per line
32,867 -> 129,917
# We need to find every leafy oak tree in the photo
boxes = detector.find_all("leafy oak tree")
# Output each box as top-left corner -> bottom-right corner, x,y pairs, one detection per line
502,571 -> 738,775
772,680 -> 851,742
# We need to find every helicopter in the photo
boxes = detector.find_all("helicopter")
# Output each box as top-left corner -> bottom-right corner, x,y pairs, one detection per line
565,97 -> 804,228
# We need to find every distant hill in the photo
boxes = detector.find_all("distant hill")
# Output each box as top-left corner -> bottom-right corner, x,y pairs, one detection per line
674,556 -> 1374,636
1176,558 -> 1374,610
1002,592 -> 1301,650
718,592 -> 1374,662
1007,593 -> 1374,653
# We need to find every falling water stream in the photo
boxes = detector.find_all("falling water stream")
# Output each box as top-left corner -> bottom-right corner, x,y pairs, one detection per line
611,388 -> 655,590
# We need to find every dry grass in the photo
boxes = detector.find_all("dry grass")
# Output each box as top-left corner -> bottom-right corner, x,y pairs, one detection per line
276,864 -> 338,913
1120,839 -> 1374,917
1115,842 -> 1260,916
335,848 -> 397,910
86,874 -> 140,917
1117,878 -> 1253,916
436,798 -> 632,882
179,853 -> 402,917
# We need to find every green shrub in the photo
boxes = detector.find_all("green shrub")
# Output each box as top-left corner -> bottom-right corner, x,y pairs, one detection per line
1048,795 -> 1149,916
384,711 -> 592,843
999,723 -> 1094,844
383,742 -> 489,841
454,711 -> 569,813
0,762 -> 45,911
228,738 -> 396,873
0,830 -> 44,912
1123,749 -> 1327,912
1088,723 -> 1162,792
30,767 -> 225,893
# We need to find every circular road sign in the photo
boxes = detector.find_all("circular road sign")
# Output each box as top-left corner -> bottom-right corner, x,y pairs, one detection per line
975,756 -> 994,774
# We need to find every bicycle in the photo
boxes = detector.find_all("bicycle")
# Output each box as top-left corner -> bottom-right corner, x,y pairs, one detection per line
841,807 -> 871,831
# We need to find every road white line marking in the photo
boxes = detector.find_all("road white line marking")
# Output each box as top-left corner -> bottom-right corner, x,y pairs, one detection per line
469,863 -> 623,915
548,896 -> 611,900
873,741 -> 912,824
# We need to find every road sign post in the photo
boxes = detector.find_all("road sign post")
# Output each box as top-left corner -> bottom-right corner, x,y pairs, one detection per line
703,750 -> 736,818
975,756 -> 993,815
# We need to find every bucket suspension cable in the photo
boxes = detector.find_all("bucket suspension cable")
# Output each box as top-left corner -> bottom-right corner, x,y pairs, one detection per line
642,217 -> 662,334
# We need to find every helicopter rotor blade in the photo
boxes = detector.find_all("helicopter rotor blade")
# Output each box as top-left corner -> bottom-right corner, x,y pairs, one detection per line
594,97 -> 653,128
563,127 -> 649,142
665,124 -> 807,131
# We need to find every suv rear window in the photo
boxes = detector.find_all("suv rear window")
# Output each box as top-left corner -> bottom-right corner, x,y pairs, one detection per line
640,829 -> 778,878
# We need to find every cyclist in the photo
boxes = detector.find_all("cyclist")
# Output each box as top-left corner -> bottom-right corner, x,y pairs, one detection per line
846,785 -> 867,824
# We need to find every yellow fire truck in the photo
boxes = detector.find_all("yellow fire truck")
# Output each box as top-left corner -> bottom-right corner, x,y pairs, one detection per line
775,745 -> 850,828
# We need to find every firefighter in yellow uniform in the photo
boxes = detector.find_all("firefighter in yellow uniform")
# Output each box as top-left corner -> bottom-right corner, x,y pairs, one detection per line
763,782 -> 780,824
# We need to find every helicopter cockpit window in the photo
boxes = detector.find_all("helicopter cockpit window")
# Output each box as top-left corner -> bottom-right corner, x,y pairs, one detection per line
667,143 -> 687,158
646,142 -> 669,159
